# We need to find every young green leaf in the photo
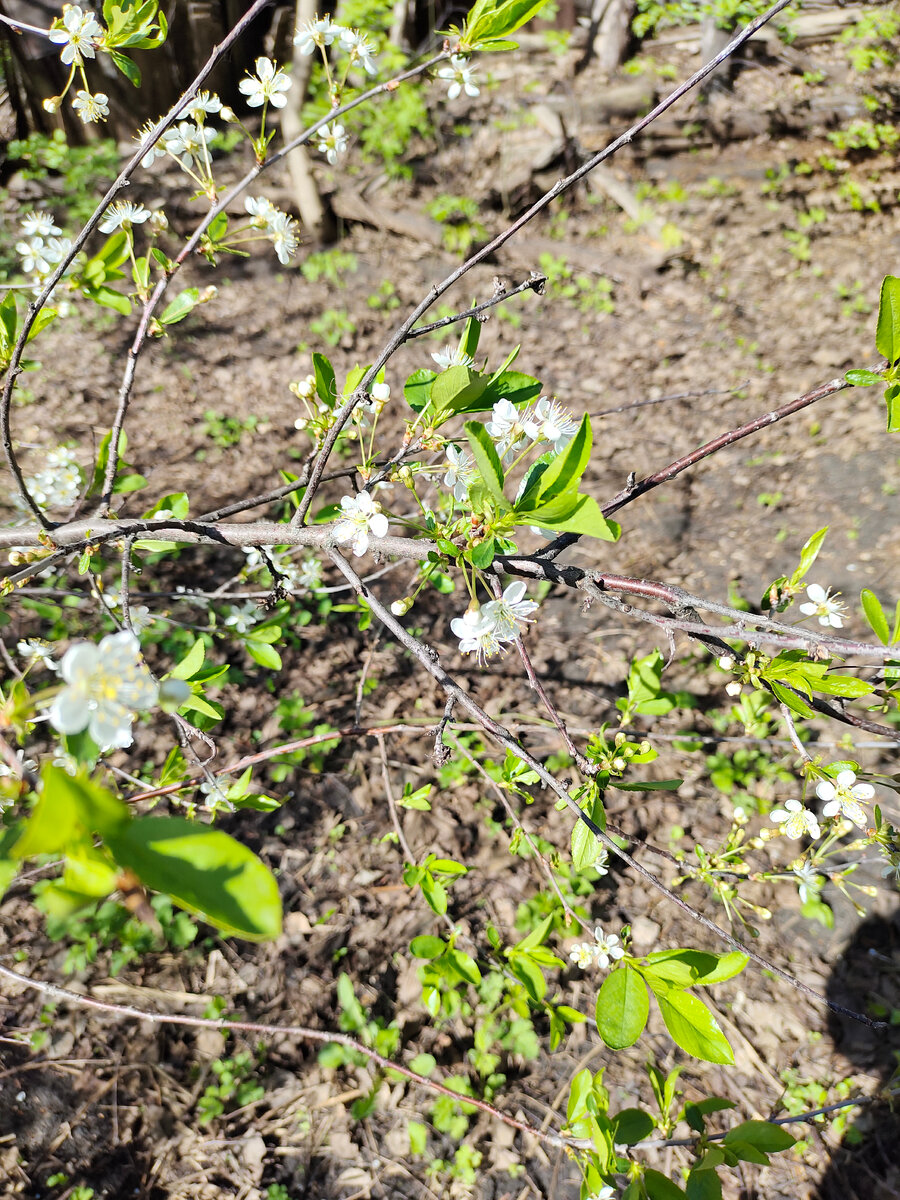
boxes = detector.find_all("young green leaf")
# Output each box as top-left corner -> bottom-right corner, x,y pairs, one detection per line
845,368 -> 884,387
875,275 -> 900,365
595,966 -> 649,1049
464,420 -> 506,503
531,413 -> 592,502
655,990 -> 734,1065
792,525 -> 828,583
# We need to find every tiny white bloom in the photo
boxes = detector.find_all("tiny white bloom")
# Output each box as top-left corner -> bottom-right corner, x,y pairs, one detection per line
99,201 -> 152,234
769,798 -> 821,840
17,239 -> 51,276
816,769 -> 873,829
71,89 -> 109,124
49,4 -> 102,65
134,120 -> 169,168
450,605 -> 502,664
199,778 -> 235,814
523,397 -> 578,454
332,491 -> 389,557
294,17 -> 343,54
593,926 -> 626,969
717,655 -> 735,671
568,942 -> 596,970
268,211 -> 299,265
128,605 -> 155,635
48,631 -> 157,751
443,445 -> 475,503
164,121 -> 215,169
799,583 -> 846,629
725,680 -> 743,697
431,345 -> 474,371
371,381 -> 391,404
588,1188 -> 617,1200
438,55 -> 480,101
339,28 -> 377,75
793,862 -> 821,904
239,57 -> 292,109
486,398 -> 530,460
296,555 -> 323,591
224,602 -> 259,634
17,639 -> 58,671
482,581 -> 539,641
316,121 -> 348,165
245,195 -> 279,226
594,847 -> 610,876
21,211 -> 60,238
185,90 -> 222,121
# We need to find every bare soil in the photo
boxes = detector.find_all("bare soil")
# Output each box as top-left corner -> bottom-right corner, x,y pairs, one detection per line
2,25 -> 900,1200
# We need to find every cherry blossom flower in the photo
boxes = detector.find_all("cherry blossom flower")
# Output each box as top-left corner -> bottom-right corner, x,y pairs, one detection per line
568,942 -> 596,969
99,201 -> 152,234
49,4 -> 102,66
239,57 -> 292,109
444,445 -> 475,502
438,55 -> 480,100
17,639 -> 58,671
450,606 -> 502,664
316,121 -> 349,165
186,90 -> 222,121
793,863 -> 821,904
48,631 -> 158,751
588,1188 -> 617,1200
816,769 -> 873,828
482,581 -> 539,641
21,212 -> 61,239
269,211 -> 300,265
71,89 -> 109,124
769,798 -> 821,840
294,17 -> 343,55
333,491 -> 389,557
432,345 -> 474,370
224,602 -> 259,634
593,926 -> 626,969
523,397 -> 577,453
17,239 -> 51,276
340,28 -> 378,75
128,605 -> 155,635
486,397 -> 530,460
371,381 -> 391,404
799,583 -> 846,629
296,556 -> 324,590
162,122 -> 215,170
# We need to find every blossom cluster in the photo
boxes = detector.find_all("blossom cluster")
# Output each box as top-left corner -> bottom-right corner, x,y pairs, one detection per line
450,583 -> 539,662
242,546 -> 324,593
770,767 -> 875,838
16,212 -> 73,286
15,445 -> 81,512
486,395 -> 578,462
293,18 -> 378,76
244,196 -> 300,265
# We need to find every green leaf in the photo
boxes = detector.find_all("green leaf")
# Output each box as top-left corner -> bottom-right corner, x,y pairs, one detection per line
769,680 -> 814,718
533,414 -> 592,502
615,779 -> 682,792
642,949 -> 748,989
109,47 -> 141,85
313,352 -> 336,407
170,638 -> 205,680
464,0 -> 548,48
470,536 -> 497,568
106,816 -> 282,940
645,1169 -> 687,1199
724,1120 -> 796,1154
477,369 -> 542,414
432,364 -> 488,414
459,311 -> 481,360
655,990 -> 734,1064
246,640 -> 282,670
84,284 -> 131,315
403,368 -> 435,413
409,935 -> 446,959
810,672 -> 873,699
845,368 -> 883,386
14,766 -> 129,857
611,1107 -> 655,1145
685,1166 -> 723,1200
521,492 -> 619,541
464,420 -> 506,503
160,288 -> 199,326
595,966 -> 649,1049
886,381 -> 900,432
566,1067 -> 593,1124
793,525 -> 828,582
876,275 -> 900,364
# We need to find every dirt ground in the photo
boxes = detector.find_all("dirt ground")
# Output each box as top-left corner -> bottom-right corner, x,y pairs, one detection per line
2,19 -> 900,1200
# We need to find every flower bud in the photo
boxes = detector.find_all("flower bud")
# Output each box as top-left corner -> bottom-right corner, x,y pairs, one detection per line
725,680 -> 743,697
639,741 -> 651,755
43,96 -> 62,114
293,416 -> 307,431
614,731 -> 626,747
150,210 -> 169,236
398,464 -> 415,489
371,381 -> 390,403
390,597 -> 413,616
199,285 -> 217,304
717,655 -> 735,671
220,106 -> 236,122
612,757 -> 626,772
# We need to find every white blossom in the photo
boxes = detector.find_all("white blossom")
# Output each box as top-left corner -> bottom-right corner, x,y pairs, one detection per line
340,28 -> 377,75
371,381 -> 390,404
438,55 -> 480,100
523,397 -> 578,453
770,798 -> 821,840
443,445 -> 475,503
199,778 -> 235,814
486,397 -> 530,460
223,602 -> 259,634
164,122 -> 215,170
17,239 -> 51,276
245,195 -> 279,227
99,201 -> 152,234
316,121 -> 348,165
593,925 -> 626,969
21,212 -> 60,238
816,769 -> 873,828
49,4 -> 102,65
482,581 -> 539,641
239,57 -> 292,109
295,556 -> 324,591
431,345 -> 474,371
185,90 -> 222,121
269,211 -> 300,265
17,639 -> 58,671
799,583 -> 846,629
134,120 -> 168,168
332,491 -> 389,557
71,89 -> 109,124
450,605 -> 502,664
294,17 -> 343,54
568,942 -> 596,969
127,605 -> 155,635
588,1188 -> 617,1200
793,863 -> 821,904
48,631 -> 157,751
